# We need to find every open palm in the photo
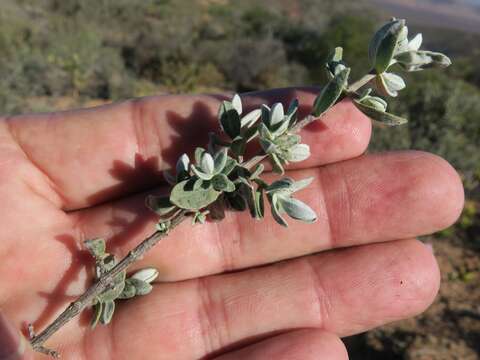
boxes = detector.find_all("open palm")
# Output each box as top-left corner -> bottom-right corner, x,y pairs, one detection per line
0,88 -> 464,360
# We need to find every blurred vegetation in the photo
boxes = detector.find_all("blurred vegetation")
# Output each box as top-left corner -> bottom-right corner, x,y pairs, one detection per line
0,0 -> 478,232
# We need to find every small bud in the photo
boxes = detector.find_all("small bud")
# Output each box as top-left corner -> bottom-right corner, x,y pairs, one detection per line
359,96 -> 388,112
131,268 -> 159,284
200,153 -> 215,174
176,154 -> 190,174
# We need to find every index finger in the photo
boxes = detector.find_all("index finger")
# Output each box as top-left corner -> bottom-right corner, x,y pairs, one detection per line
3,88 -> 371,210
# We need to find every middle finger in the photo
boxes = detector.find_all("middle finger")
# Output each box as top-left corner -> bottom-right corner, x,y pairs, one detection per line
70,150 -> 463,281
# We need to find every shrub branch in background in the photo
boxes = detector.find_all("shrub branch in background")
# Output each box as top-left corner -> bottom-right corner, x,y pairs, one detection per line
27,18 -> 451,357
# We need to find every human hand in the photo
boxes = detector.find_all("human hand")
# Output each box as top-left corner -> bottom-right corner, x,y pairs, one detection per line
0,88 -> 464,359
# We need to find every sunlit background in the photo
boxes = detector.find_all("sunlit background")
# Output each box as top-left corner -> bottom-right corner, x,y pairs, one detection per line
0,1 -> 478,358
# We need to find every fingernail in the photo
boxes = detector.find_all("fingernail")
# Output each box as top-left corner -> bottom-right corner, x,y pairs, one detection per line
0,313 -> 25,360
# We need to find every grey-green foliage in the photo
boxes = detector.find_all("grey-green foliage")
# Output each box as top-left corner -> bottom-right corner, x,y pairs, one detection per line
348,18 -> 452,125
84,239 -> 159,328
145,18 -> 451,229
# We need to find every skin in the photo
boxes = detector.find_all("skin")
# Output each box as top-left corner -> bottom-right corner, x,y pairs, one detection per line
0,88 -> 464,359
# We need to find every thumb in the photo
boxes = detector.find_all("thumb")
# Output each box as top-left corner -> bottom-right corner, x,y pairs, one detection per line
0,312 -> 32,360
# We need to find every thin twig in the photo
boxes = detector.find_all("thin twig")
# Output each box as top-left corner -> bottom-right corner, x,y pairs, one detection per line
30,211 -> 187,356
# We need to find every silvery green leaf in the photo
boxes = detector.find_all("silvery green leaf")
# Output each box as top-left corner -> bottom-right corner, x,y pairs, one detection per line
100,300 -> 115,325
330,46 -> 343,62
230,137 -> 246,157
129,278 -> 153,296
271,117 -> 290,137
118,280 -> 136,299
271,153 -> 284,175
286,98 -> 299,127
427,51 -> 452,68
193,177 -> 209,190
270,194 -> 288,227
396,50 -> 451,71
84,238 -> 106,260
369,19 -> 405,73
408,33 -> 422,51
91,301 -> 103,328
131,268 -> 159,284
201,153 -> 215,174
241,124 -> 259,143
250,164 -> 264,180
325,47 -> 346,79
258,122 -> 273,141
252,189 -> 265,219
212,174 -> 235,192
266,177 -> 294,194
312,67 -> 350,117
241,108 -> 261,128
232,94 -> 242,115
170,179 -> 220,210
287,98 -> 299,117
223,157 -> 237,175
213,148 -> 228,174
289,177 -> 314,194
376,72 -> 406,97
276,133 -> 301,149
277,196 -> 317,223
191,165 -> 213,180
176,153 -> 190,174
145,195 -> 176,216
270,103 -> 285,126
359,96 -> 388,112
286,144 -> 310,162
219,101 -> 241,139
260,138 -> 277,154
261,104 -> 272,127
195,148 -> 206,165
354,100 -> 408,126
395,25 -> 409,54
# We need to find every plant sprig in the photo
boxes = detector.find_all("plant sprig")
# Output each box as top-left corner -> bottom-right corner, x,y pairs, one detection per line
28,18 -> 451,357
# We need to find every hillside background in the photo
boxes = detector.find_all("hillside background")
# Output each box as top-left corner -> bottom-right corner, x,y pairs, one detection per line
0,0 -> 479,359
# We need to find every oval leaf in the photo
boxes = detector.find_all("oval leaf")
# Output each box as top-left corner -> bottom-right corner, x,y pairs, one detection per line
232,94 -> 242,115
270,103 -> 285,126
129,278 -> 153,296
354,100 -> 408,126
131,268 -> 159,284
212,174 -> 235,192
145,195 -> 176,216
170,179 -> 221,210
219,101 -> 241,139
286,144 -> 310,162
100,300 -> 115,325
277,196 -> 317,223
84,238 -> 106,259
312,67 -> 350,116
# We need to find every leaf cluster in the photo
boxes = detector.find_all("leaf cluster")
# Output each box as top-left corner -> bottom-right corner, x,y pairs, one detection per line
146,18 -> 451,229
84,239 -> 159,327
